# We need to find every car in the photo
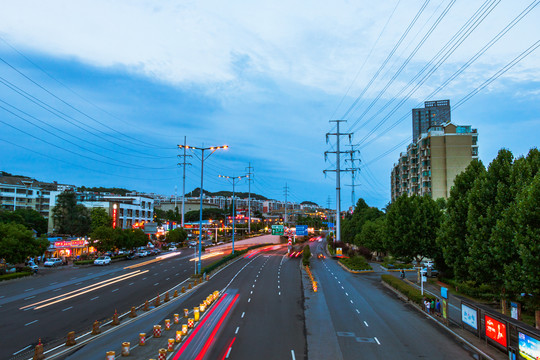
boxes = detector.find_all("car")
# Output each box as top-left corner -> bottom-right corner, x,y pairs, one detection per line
136,250 -> 148,257
188,241 -> 197,247
94,256 -> 111,266
27,261 -> 39,271
169,246 -> 177,251
44,258 -> 63,267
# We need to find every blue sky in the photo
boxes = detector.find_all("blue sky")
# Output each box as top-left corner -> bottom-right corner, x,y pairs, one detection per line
0,1 -> 539,209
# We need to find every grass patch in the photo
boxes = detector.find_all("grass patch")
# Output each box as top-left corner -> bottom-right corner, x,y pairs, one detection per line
0,272 -> 32,281
381,274 -> 435,305
339,256 -> 372,271
74,260 -> 95,265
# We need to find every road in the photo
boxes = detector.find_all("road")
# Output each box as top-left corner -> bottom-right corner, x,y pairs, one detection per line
307,240 -> 482,359
0,250 -> 227,360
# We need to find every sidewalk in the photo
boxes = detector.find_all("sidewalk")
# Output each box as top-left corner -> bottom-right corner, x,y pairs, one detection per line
383,267 -> 507,360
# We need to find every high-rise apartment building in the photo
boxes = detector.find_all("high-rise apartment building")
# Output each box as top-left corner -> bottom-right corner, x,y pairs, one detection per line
412,100 -> 451,141
391,122 -> 478,201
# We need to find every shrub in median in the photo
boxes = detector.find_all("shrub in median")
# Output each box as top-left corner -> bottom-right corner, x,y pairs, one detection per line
381,274 -> 435,305
302,245 -> 311,266
74,260 -> 95,265
0,272 -> 32,281
339,256 -> 372,271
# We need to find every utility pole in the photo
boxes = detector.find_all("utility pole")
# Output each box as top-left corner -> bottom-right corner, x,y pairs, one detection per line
324,120 -> 353,244
345,144 -> 361,210
177,136 -> 192,228
283,183 -> 290,226
246,163 -> 254,233
218,174 -> 249,254
178,143 -> 228,274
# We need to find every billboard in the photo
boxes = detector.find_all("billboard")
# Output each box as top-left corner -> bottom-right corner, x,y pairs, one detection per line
519,332 -> 540,360
485,315 -> 507,348
461,304 -> 478,330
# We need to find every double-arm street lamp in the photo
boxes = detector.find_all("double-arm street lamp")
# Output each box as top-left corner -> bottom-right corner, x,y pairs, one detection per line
218,174 -> 249,254
178,144 -> 228,274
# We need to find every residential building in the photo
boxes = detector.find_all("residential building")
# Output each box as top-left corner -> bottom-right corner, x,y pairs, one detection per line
412,100 -> 451,141
391,122 -> 478,201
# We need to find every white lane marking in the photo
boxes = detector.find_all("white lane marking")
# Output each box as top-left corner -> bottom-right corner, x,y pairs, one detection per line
254,279 -> 257,282
24,296 -> 36,300
248,298 -> 251,303
71,277 -> 77,280
256,275 -> 258,278
0,295 -> 4,299
129,282 -> 134,286
90,296 -> 99,301
374,337 -> 381,345
235,327 -> 239,334
226,346 -> 233,358
364,321 -> 369,327
250,291 -> 253,295
341,286 -> 344,290
112,288 -> 119,292
252,285 -> 255,288
175,273 -> 179,276
53,288 -> 62,292
345,292 -> 349,296
241,312 -> 245,318
350,300 -> 353,304
291,350 -> 296,360
153,273 -> 159,276
278,285 -> 280,289
12,345 -> 32,355
356,309 -> 360,314
24,320 -> 38,326
279,292 -> 281,296
24,288 -> 34,292
166,278 -> 170,281
62,306 -> 73,312
142,277 -> 147,280
154,283 -> 159,286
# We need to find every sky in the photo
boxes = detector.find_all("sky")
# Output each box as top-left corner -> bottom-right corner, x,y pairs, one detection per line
0,0 -> 539,210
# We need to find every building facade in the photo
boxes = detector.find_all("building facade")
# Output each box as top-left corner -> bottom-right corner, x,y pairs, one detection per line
412,100 -> 451,141
391,122 -> 478,201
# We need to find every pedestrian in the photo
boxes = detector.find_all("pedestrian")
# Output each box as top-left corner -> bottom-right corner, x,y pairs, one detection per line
431,299 -> 436,314
400,269 -> 405,279
426,300 -> 431,314
436,299 -> 441,316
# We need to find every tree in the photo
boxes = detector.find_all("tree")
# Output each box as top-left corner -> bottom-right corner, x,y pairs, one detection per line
89,226 -> 116,252
437,160 -> 486,280
341,198 -> 383,245
385,194 -> 441,265
90,207 -> 111,232
0,209 -> 47,235
166,228 -> 188,244
52,190 -> 91,236
356,217 -> 387,256
0,223 -> 49,264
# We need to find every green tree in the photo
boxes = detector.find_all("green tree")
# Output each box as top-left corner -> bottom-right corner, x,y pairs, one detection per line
385,194 -> 441,265
341,198 -> 383,245
166,228 -> 188,244
89,226 -> 116,252
356,216 -> 387,256
14,209 -> 48,235
437,159 -> 486,280
0,223 -> 49,264
52,190 -> 91,236
90,207 -> 111,232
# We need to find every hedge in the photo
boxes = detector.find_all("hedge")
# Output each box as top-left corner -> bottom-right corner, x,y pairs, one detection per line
302,245 -> 311,267
381,274 -> 436,305
201,244 -> 269,275
440,278 -> 496,301
0,272 -> 32,282
339,256 -> 372,271
74,260 -> 95,265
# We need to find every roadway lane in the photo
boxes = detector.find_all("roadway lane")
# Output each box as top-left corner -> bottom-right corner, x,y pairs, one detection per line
204,246 -> 306,360
0,250 -> 227,360
308,241 -> 480,359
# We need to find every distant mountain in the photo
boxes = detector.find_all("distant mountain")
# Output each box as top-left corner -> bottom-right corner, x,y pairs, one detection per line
186,188 -> 268,200
78,186 -> 132,196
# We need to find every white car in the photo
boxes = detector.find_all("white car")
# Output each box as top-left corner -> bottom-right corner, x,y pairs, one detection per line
27,261 -> 39,271
44,258 -> 63,267
169,246 -> 177,251
93,256 -> 111,266
136,250 -> 148,257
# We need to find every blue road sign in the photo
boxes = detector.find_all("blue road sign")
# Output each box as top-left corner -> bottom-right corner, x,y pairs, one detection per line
296,225 -> 308,236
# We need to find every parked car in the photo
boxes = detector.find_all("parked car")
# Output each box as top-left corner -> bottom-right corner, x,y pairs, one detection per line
44,258 -> 63,267
169,246 -> 177,251
27,261 -> 39,271
136,250 -> 148,257
93,256 -> 111,266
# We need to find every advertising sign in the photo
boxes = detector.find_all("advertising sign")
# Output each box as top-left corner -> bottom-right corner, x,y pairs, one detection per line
461,304 -> 478,330
485,315 -> 507,348
54,240 -> 87,248
336,247 -> 342,255
519,331 -> 540,360
441,287 -> 448,299
112,204 -> 118,229
442,299 -> 448,319
510,302 -> 518,320
296,225 -> 308,236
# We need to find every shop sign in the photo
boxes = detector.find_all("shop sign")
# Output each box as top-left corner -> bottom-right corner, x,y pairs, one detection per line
55,240 -> 87,248
485,315 -> 507,348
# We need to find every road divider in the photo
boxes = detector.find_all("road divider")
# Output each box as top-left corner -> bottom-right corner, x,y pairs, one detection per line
305,266 -> 318,293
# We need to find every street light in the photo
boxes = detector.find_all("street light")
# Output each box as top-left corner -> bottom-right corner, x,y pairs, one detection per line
178,144 -> 228,274
218,174 -> 249,254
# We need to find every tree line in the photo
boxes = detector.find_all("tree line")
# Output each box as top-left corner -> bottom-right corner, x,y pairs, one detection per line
342,148 -> 539,323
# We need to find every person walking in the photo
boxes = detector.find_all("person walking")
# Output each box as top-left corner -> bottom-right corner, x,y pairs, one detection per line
436,299 -> 441,317
426,300 -> 431,314
431,299 -> 436,315
400,269 -> 405,279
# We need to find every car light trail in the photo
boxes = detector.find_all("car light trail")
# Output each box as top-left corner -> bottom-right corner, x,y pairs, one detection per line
20,270 -> 148,310
124,252 -> 182,269
172,293 -> 228,360
195,293 -> 239,360
189,252 -> 224,262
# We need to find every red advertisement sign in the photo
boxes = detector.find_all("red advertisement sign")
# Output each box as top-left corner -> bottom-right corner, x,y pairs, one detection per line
112,204 -> 118,229
55,240 -> 87,248
485,315 -> 507,348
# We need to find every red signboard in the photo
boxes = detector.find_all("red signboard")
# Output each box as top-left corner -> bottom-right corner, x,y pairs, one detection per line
485,315 -> 507,348
55,240 -> 87,248
112,204 -> 118,229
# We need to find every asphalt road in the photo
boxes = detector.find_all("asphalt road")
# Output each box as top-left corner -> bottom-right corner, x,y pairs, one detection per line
307,240 -> 483,359
0,250 -> 226,360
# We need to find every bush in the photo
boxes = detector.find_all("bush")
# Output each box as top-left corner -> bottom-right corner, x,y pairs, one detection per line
302,245 -> 311,266
339,256 -> 372,271
0,272 -> 32,281
112,254 -> 127,260
381,274 -> 436,305
74,260 -> 95,265
440,278 -> 496,301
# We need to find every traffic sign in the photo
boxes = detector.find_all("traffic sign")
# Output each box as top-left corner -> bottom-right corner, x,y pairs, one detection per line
271,225 -> 284,235
296,225 -> 308,236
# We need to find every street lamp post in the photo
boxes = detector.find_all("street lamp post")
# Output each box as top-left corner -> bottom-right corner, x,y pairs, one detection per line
218,174 -> 248,255
178,144 -> 228,274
